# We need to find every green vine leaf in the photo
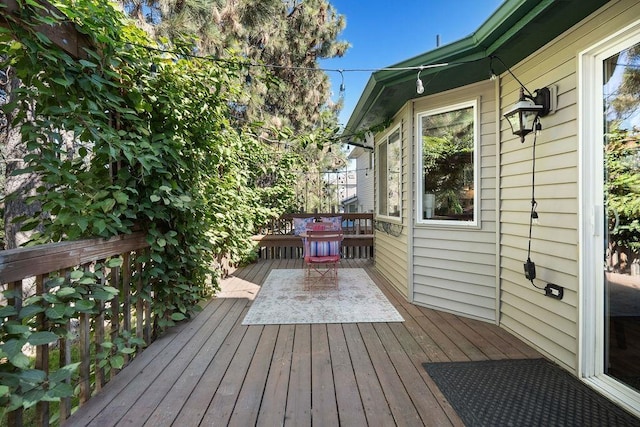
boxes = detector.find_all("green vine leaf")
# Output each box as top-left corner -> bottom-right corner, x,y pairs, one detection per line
48,362 -> 81,383
0,306 -> 18,318
74,300 -> 95,312
4,324 -> 30,336
27,332 -> 59,346
91,288 -> 118,301
45,305 -> 67,320
3,339 -> 30,369
69,270 -> 84,280
56,287 -> 78,298
106,257 -> 123,268
110,355 -> 125,370
19,304 -> 45,321
170,312 -> 186,321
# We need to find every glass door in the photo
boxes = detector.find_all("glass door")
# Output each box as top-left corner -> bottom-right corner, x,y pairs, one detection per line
602,41 -> 640,394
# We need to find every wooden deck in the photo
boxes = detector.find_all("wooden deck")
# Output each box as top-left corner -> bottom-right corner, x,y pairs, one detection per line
65,259 -> 541,426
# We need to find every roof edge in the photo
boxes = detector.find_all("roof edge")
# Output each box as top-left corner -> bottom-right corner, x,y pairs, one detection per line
344,0 -> 556,133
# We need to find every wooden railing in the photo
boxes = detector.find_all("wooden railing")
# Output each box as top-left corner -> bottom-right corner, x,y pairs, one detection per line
0,232 -> 151,426
252,213 -> 374,259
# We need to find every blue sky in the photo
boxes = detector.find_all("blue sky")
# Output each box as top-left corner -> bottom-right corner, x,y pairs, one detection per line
320,0 -> 504,127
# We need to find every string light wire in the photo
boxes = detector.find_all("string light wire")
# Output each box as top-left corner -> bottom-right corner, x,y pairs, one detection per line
130,42 -> 482,80
134,41 -> 497,148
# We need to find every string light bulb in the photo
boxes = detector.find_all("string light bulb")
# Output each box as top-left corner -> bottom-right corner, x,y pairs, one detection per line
489,56 -> 497,81
416,68 -> 424,94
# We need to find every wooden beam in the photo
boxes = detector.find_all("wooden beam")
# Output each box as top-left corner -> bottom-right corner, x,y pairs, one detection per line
0,232 -> 150,284
0,0 -> 92,59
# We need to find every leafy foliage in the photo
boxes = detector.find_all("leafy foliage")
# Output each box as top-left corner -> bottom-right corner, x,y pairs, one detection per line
0,258 -> 122,416
605,126 -> 640,254
604,44 -> 640,260
119,0 -> 354,214
0,0 -> 306,418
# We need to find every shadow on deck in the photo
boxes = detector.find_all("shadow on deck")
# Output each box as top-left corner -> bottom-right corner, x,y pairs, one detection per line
65,258 -> 541,426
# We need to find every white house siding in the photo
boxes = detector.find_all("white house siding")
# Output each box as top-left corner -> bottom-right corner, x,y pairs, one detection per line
374,113 -> 409,297
354,149 -> 374,212
411,81 -> 498,322
498,0 -> 640,372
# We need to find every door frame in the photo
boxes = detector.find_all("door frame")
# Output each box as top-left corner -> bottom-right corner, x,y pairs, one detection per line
578,19 -> 640,417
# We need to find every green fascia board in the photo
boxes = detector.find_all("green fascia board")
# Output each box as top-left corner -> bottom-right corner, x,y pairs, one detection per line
345,0 -> 609,135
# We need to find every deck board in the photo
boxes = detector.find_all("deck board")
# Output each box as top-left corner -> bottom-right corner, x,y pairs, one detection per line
228,324 -> 279,426
286,324 -> 312,426
254,324 -> 294,426
327,324 -> 369,426
342,323 -> 397,426
374,322 -> 453,426
65,259 -> 542,426
125,299 -> 244,425
200,324 -> 264,425
143,299 -> 244,425
359,322 -> 424,426
423,309 -> 489,361
170,307 -> 249,426
311,324 -> 339,426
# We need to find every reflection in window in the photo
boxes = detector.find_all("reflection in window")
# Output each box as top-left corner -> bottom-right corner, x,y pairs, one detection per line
603,40 -> 640,394
378,128 -> 401,218
418,101 -> 476,223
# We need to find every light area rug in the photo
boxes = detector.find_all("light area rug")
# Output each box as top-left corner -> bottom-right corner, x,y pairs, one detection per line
242,268 -> 404,325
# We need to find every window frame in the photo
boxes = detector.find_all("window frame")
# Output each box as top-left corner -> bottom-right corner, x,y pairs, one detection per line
579,18 -> 640,415
415,99 -> 480,227
376,125 -> 402,221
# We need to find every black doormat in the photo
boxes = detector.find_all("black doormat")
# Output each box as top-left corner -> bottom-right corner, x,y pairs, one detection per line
423,358 -> 640,427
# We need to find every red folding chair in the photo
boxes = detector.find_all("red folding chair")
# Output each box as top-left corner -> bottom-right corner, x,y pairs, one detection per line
302,229 -> 344,290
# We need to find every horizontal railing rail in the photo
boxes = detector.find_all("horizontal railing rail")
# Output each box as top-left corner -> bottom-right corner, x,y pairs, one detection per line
0,232 -> 151,426
252,213 -> 374,259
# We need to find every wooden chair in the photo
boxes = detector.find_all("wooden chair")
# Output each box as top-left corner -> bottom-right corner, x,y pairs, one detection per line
302,229 -> 344,290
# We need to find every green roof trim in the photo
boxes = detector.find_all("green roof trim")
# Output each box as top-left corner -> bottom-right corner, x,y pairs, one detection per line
345,0 -> 609,135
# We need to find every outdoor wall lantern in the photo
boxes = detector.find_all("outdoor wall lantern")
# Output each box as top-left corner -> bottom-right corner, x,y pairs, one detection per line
504,87 -> 551,142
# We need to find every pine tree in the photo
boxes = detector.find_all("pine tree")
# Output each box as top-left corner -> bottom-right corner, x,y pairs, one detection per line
120,0 -> 349,134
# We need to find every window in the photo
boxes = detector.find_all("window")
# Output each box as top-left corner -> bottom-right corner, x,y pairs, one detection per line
377,127 -> 401,218
417,100 -> 478,224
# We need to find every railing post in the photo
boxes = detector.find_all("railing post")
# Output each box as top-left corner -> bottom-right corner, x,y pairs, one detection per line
78,264 -> 91,404
110,263 -> 121,379
142,249 -> 152,345
135,252 -> 145,347
6,280 -> 23,427
94,264 -> 107,393
58,316 -> 72,421
34,275 -> 50,427
78,311 -> 91,404
58,269 -> 72,422
122,253 -> 131,365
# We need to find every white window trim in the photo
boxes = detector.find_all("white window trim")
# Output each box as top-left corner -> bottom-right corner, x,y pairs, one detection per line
415,99 -> 480,227
376,125 -> 402,222
578,18 -> 640,418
